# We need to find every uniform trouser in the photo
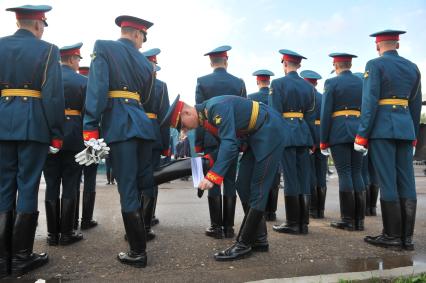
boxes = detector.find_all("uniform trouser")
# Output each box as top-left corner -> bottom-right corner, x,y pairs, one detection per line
235,145 -> 283,211
205,147 -> 238,197
83,164 -> 98,193
369,139 -> 416,201
361,154 -> 370,187
44,150 -> 82,200
281,146 -> 311,196
0,141 -> 48,213
368,153 -> 379,185
313,150 -> 327,187
140,149 -> 161,198
330,143 -> 364,192
105,156 -> 114,183
110,138 -> 153,212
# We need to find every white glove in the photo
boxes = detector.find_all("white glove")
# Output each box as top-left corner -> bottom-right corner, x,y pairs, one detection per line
413,146 -> 416,156
75,138 -> 110,166
354,143 -> 368,156
321,148 -> 330,156
49,146 -> 60,154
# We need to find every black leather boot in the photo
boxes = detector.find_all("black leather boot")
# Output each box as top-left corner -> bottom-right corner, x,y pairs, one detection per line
355,191 -> 365,231
0,211 -> 13,279
118,210 -> 147,268
81,192 -> 98,230
142,196 -> 156,241
206,196 -> 224,239
265,174 -> 280,221
223,196 -> 236,238
309,186 -> 319,219
300,195 -> 310,234
252,215 -> 268,252
365,186 -> 371,216
74,190 -> 80,230
318,186 -> 327,218
364,200 -> 402,248
153,157 -> 210,185
273,195 -> 301,234
400,198 -> 416,251
214,208 -> 264,261
11,212 -> 48,277
369,184 -> 379,216
331,191 -> 355,231
45,199 -> 60,246
151,195 -> 159,226
59,198 -> 83,245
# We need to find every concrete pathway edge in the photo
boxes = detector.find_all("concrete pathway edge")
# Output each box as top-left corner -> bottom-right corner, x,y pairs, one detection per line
249,264 -> 426,283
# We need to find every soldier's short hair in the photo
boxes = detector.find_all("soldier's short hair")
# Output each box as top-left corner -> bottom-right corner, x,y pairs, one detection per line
286,61 -> 300,68
335,61 -> 352,69
121,26 -> 138,34
210,56 -> 227,65
17,19 -> 37,28
60,55 -> 77,63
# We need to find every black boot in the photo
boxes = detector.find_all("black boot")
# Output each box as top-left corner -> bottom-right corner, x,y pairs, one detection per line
252,215 -> 268,252
59,198 -> 83,245
355,191 -> 365,231
365,186 -> 371,216
0,211 -> 13,279
273,195 -> 301,234
142,196 -> 156,241
331,191 -> 355,231
365,200 -> 402,248
45,199 -> 60,246
11,212 -> 48,277
214,208 -> 264,261
153,157 -> 210,185
309,186 -> 319,219
74,190 -> 80,230
151,196 -> 159,226
223,196 -> 236,238
318,186 -> 327,218
206,196 -> 224,239
81,192 -> 98,230
265,174 -> 280,221
300,195 -> 310,234
118,210 -> 147,268
369,184 -> 379,216
400,198 -> 416,251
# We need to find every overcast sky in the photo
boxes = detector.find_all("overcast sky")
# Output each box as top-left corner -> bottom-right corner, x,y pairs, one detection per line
1,0 -> 425,109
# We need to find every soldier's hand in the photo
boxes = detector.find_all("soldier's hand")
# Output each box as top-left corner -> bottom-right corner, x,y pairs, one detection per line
354,143 -> 368,156
48,146 -> 60,154
199,178 -> 214,190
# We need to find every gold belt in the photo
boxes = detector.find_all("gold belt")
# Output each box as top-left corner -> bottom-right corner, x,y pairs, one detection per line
65,109 -> 81,116
247,101 -> 260,131
1,89 -> 41,98
108,91 -> 140,102
282,112 -> 304,119
146,112 -> 157,119
378,98 -> 408,106
332,110 -> 360,118
315,120 -> 321,125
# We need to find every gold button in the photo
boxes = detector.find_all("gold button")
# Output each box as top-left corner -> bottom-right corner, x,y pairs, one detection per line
345,107 -> 348,110
23,97 -> 28,101
23,85 -> 28,88
5,97 -> 9,101
291,118 -> 294,121
4,85 -> 8,88
123,86 -> 128,90
392,96 -> 396,98
66,116 -> 70,120
125,98 -> 129,103
392,105 -> 396,109
345,115 -> 348,118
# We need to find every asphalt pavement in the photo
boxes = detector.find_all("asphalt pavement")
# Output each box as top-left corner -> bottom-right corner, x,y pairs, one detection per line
5,166 -> 426,282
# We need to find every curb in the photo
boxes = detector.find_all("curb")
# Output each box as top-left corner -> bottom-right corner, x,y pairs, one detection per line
249,264 -> 426,283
